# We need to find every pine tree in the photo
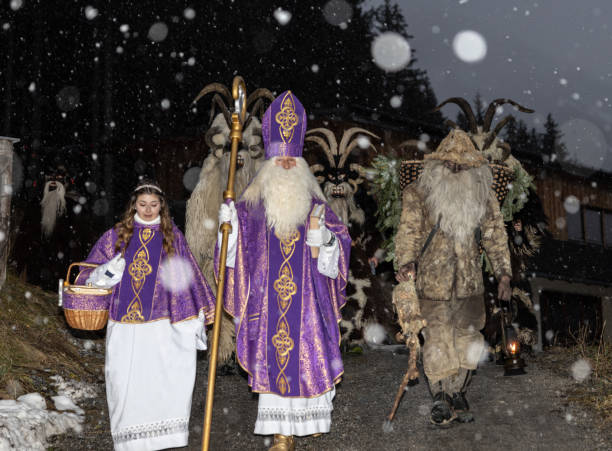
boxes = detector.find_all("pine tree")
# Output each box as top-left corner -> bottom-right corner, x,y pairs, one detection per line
542,113 -> 568,163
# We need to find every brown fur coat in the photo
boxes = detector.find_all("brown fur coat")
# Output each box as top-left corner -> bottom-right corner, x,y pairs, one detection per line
395,183 -> 511,301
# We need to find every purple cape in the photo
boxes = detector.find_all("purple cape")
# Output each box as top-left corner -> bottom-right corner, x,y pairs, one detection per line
216,198 -> 350,397
80,222 -> 215,325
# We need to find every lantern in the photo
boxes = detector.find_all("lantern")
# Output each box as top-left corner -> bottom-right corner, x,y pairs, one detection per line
503,324 -> 526,376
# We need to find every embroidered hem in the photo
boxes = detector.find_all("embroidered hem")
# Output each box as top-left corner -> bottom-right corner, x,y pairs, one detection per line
256,406 -> 332,424
112,417 -> 188,444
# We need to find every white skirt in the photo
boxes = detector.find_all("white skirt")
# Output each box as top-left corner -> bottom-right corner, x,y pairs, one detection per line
105,319 -> 201,451
254,388 -> 336,437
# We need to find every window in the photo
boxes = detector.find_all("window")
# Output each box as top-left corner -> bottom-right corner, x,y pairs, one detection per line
605,212 -> 612,247
584,208 -> 602,243
567,206 -> 612,247
566,210 -> 583,241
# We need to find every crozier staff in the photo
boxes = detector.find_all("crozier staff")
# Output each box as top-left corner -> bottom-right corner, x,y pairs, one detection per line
216,91 -> 351,451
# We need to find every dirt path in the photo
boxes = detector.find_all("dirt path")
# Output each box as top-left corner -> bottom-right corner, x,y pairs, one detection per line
51,349 -> 612,450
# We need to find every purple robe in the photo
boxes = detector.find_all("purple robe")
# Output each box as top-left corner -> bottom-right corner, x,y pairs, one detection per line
217,198 -> 350,398
80,222 -> 215,325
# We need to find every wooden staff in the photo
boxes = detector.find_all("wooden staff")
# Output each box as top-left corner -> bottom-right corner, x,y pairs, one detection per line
387,333 -> 420,422
387,277 -> 427,422
201,76 -> 246,451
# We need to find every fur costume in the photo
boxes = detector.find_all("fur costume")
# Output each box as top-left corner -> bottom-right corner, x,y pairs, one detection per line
185,84 -> 273,366
395,130 -> 511,392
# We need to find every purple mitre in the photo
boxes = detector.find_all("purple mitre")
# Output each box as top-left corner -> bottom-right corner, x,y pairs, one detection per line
262,90 -> 307,159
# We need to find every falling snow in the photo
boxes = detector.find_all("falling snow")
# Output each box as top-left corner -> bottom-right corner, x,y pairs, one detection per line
363,323 -> 386,345
371,32 -> 411,72
453,30 -> 487,63
273,8 -> 292,26
159,256 -> 195,293
570,359 -> 592,382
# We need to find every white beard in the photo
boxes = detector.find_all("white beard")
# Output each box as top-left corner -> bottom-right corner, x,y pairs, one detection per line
242,157 -> 325,240
418,160 -> 492,242
40,181 -> 67,238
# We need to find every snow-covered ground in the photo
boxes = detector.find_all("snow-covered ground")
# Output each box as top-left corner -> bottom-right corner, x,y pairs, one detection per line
0,375 -> 99,450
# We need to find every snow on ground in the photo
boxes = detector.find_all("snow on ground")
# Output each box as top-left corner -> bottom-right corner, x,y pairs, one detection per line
0,376 -> 99,450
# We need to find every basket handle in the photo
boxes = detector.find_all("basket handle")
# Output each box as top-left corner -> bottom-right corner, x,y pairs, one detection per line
65,262 -> 100,286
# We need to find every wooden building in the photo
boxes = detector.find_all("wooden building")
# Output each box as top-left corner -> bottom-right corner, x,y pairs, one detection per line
520,153 -> 612,348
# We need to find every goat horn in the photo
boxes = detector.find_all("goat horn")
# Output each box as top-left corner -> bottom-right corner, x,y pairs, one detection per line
444,119 -> 460,129
498,141 -> 512,160
248,98 -> 266,120
483,115 -> 515,150
204,126 -> 222,153
469,135 -> 481,151
246,88 -> 275,109
305,128 -> 338,167
310,163 -> 325,174
483,98 -> 534,131
192,82 -> 232,105
432,97 -> 478,134
338,128 -> 379,168
349,163 -> 368,178
208,94 -> 232,127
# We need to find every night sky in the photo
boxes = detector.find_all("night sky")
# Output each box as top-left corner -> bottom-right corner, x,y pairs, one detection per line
3,0 -> 612,173
381,0 -> 612,172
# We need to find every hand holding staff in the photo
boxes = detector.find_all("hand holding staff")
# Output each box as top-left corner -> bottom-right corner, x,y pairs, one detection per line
387,277 -> 427,422
201,76 -> 246,451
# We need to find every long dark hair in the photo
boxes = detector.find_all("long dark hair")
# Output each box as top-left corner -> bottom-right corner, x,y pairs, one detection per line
114,180 -> 175,256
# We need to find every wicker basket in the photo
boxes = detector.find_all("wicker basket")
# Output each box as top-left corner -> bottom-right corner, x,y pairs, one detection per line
61,262 -> 111,330
489,163 -> 514,204
399,160 -> 424,192
398,160 -> 515,204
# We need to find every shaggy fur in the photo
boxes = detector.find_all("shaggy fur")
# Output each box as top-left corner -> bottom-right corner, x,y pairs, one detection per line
242,157 -> 325,240
323,181 -> 365,227
184,113 -> 264,366
418,160 -> 492,242
40,181 -> 67,238
185,115 -> 263,287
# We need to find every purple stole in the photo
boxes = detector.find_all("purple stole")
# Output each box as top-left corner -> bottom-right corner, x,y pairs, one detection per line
266,227 -> 305,396
220,198 -> 350,398
111,224 -> 162,322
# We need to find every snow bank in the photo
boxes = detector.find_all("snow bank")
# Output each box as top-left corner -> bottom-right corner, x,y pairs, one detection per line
0,376 -> 99,450
0,395 -> 82,450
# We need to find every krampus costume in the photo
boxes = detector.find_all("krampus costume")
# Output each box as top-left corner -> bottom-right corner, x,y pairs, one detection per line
13,163 -> 92,290
394,129 -> 512,424
216,92 -> 350,450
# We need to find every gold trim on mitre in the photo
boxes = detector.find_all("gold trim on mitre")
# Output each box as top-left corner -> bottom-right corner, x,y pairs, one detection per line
424,129 -> 487,168
274,91 -> 299,147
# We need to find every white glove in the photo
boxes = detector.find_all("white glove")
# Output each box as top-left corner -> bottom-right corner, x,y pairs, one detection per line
306,211 -> 333,248
217,201 -> 238,268
196,327 -> 208,351
86,254 -> 125,289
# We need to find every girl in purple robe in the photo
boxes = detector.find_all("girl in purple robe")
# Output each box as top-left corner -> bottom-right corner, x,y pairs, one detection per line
81,180 -> 215,451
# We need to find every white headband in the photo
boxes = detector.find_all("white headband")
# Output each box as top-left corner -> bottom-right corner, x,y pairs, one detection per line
134,184 -> 163,194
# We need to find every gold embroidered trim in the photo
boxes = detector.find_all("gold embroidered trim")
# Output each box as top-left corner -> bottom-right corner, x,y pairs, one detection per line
271,230 -> 300,394
274,91 -> 299,152
121,228 -> 155,323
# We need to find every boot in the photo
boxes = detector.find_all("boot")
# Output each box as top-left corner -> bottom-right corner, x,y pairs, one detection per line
269,434 -> 295,451
451,392 -> 474,423
451,370 -> 474,423
430,392 -> 455,425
